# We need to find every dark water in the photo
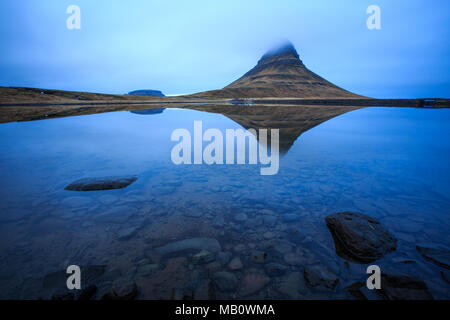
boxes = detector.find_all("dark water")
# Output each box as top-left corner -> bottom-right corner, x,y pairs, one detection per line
0,107 -> 449,299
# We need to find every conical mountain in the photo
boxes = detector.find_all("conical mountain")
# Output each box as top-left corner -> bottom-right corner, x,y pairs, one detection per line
191,41 -> 362,98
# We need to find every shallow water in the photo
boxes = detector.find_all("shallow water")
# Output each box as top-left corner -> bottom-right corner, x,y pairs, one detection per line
0,106 -> 449,299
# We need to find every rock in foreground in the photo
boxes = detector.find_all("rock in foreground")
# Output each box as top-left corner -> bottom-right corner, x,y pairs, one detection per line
325,212 -> 397,263
380,274 -> 433,300
65,176 -> 137,191
304,265 -> 339,290
346,274 -> 433,300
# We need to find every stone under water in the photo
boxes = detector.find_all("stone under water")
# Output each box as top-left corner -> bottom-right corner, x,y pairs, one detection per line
325,211 -> 397,263
65,176 -> 137,191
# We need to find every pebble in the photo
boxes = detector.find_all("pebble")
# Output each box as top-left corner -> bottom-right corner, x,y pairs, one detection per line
228,257 -> 243,270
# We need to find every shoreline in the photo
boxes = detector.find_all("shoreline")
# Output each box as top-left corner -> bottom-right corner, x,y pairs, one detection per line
1,98 -> 449,108
0,99 -> 448,124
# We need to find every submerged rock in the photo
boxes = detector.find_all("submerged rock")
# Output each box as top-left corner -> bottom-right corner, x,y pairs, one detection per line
251,251 -> 270,264
212,272 -> 238,292
239,273 -> 271,297
228,257 -> 243,270
416,245 -> 450,269
51,292 -> 75,300
277,271 -> 307,298
217,251 -> 232,266
137,264 -> 159,277
192,250 -> 215,265
325,212 -> 397,263
380,274 -> 433,300
101,281 -> 138,300
264,263 -> 288,277
263,231 -> 276,239
441,271 -> 450,284
65,176 -> 137,191
78,284 -> 97,301
304,265 -> 339,290
156,238 -> 221,257
346,274 -> 434,300
117,225 -> 140,240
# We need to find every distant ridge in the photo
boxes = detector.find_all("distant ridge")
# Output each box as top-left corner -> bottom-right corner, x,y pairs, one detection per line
128,89 -> 165,97
190,41 -> 362,99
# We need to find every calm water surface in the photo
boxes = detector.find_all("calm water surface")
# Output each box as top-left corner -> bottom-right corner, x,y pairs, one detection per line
0,107 -> 449,299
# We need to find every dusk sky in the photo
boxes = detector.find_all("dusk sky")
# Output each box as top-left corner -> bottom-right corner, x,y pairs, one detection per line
0,0 -> 449,98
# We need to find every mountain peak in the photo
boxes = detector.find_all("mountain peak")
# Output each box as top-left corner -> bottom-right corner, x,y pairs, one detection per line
190,42 -> 361,99
260,41 -> 299,61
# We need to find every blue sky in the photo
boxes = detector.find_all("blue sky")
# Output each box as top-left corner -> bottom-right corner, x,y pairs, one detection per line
0,0 -> 449,98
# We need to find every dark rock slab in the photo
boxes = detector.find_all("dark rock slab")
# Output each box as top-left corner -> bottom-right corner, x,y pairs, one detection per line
347,274 -> 434,300
379,274 -> 433,300
304,265 -> 339,290
51,292 -> 75,300
346,281 -> 373,300
78,284 -> 97,301
325,212 -> 397,263
65,176 -> 137,191
101,281 -> 138,300
416,245 -> 450,270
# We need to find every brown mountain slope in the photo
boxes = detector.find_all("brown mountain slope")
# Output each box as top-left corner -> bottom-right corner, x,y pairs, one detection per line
190,42 -> 363,99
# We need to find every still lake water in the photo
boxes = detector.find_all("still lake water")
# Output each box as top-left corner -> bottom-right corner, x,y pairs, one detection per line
0,106 -> 449,299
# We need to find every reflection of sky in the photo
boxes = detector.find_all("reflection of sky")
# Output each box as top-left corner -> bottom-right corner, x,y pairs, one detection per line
0,109 -> 239,175
292,107 -> 450,196
0,107 -> 449,200
0,0 -> 449,98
